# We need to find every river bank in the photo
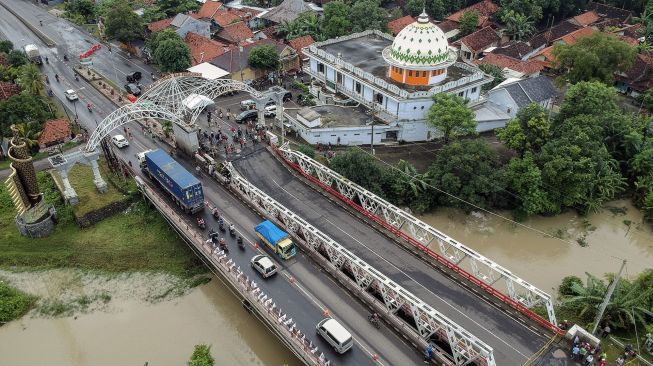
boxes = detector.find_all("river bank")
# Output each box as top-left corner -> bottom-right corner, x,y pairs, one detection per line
0,270 -> 301,366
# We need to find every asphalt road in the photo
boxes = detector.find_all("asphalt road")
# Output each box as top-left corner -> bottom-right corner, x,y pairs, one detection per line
233,148 -> 552,365
0,3 -> 425,364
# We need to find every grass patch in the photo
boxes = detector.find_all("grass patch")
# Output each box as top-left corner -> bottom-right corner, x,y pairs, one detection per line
0,159 -> 10,170
51,158 -> 134,217
0,171 -> 206,278
0,280 -> 37,323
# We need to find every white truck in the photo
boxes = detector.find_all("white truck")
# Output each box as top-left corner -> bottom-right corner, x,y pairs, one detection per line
23,44 -> 42,65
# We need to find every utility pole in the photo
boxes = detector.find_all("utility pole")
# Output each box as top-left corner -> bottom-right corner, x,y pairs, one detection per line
592,259 -> 627,335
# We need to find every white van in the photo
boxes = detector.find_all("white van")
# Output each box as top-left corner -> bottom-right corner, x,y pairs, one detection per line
316,318 -> 353,354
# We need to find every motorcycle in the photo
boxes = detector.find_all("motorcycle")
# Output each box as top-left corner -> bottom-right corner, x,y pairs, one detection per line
212,208 -> 220,220
87,104 -> 93,113
75,74 -> 79,82
45,75 -> 49,84
237,236 -> 245,250
229,224 -> 236,237
45,57 -> 49,64
219,238 -> 228,253
197,217 -> 206,230
63,54 -> 68,61
368,314 -> 381,329
47,89 -> 53,97
54,74 -> 59,82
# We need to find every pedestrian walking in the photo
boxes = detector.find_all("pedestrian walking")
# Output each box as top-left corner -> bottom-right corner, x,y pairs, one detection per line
571,345 -> 580,360
584,354 -> 593,366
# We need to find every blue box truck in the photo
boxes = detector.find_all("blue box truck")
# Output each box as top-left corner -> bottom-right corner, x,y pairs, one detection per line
255,220 -> 297,260
142,149 -> 205,214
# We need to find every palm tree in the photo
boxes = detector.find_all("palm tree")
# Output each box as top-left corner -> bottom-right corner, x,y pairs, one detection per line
502,11 -> 535,41
11,123 -> 41,150
275,20 -> 300,40
17,63 -> 44,96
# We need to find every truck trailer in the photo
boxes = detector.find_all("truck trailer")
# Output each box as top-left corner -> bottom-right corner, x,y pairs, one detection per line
23,44 -> 42,65
255,220 -> 297,260
142,149 -> 204,214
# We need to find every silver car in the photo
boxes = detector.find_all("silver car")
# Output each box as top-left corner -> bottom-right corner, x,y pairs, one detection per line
250,254 -> 277,278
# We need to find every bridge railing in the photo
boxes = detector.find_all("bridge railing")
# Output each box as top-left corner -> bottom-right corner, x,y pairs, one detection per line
224,162 -> 496,366
134,176 -> 331,366
275,144 -> 560,333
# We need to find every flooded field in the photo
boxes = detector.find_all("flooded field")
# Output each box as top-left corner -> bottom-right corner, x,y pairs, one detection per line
0,271 -> 300,366
419,199 -> 653,293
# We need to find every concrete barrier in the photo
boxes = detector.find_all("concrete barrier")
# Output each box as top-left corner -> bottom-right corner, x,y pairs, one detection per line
0,1 -> 56,47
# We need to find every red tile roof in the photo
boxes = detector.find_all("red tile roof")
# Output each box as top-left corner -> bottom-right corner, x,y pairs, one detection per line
475,53 -> 544,75
387,15 -> 414,35
212,9 -> 242,27
148,17 -> 173,33
198,1 -> 223,18
573,11 -> 599,26
437,20 -> 459,33
288,35 -> 314,60
617,53 -> 653,93
217,22 -> 254,44
459,26 -> 499,53
0,82 -> 21,101
229,7 -> 263,18
557,27 -> 595,45
38,119 -> 71,146
447,0 -> 498,22
185,32 -> 227,66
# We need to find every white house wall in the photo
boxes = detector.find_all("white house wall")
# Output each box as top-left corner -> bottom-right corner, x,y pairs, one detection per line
487,88 -> 518,117
296,125 -> 394,145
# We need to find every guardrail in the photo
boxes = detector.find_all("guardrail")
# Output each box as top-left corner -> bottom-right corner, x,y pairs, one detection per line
0,0 -> 56,47
224,160 -> 496,366
134,176 -> 330,366
275,144 -> 562,334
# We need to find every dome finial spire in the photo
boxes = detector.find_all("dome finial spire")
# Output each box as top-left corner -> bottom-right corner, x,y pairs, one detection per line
417,8 -> 429,23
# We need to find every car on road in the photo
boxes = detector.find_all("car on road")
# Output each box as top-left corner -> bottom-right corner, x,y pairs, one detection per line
235,109 -> 257,123
240,99 -> 256,110
64,89 -> 78,101
126,71 -> 142,83
264,105 -> 276,117
316,318 -> 353,354
124,83 -> 142,96
111,134 -> 129,148
250,254 -> 277,278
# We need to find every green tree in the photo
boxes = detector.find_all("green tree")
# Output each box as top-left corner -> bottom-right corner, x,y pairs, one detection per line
385,160 -> 432,213
17,63 -> 44,96
458,10 -> 479,36
425,139 -> 505,210
188,344 -> 214,366
501,10 -> 534,41
65,0 -> 96,23
297,144 -> 315,158
10,123 -> 41,150
104,0 -> 143,43
0,92 -> 53,134
146,28 -> 180,55
556,81 -> 619,121
322,1 -> 351,39
405,0 -> 446,20
0,40 -> 13,54
478,64 -> 505,91
153,38 -> 191,72
157,0 -> 199,17
501,154 -> 554,216
248,45 -> 280,72
329,148 -> 391,197
349,0 -> 388,32
496,103 -> 550,157
7,50 -> 28,67
499,0 -> 543,22
552,33 -> 637,85
141,5 -> 168,23
426,93 -> 476,144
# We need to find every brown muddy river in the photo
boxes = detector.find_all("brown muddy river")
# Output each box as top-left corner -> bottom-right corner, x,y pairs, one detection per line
0,276 -> 301,366
419,199 -> 653,293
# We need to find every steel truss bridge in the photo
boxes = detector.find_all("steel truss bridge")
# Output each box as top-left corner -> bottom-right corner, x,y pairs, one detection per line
85,74 -> 560,366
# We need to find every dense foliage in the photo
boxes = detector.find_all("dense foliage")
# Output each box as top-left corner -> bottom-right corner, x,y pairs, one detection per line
248,45 -> 281,71
188,344 -> 214,366
458,10 -> 479,36
104,0 -> 144,42
426,93 -> 477,143
0,281 -> 35,323
150,31 -> 191,72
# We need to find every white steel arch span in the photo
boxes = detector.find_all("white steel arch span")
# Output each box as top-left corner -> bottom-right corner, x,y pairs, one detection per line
85,103 -> 184,152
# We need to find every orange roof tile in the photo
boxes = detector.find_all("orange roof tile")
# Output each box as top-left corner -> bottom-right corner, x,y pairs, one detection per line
198,1 -> 223,18
0,82 -> 21,100
447,0 -> 498,22
217,22 -> 254,44
148,17 -> 173,32
387,15 -> 414,35
212,9 -> 242,27
288,35 -> 314,59
557,27 -> 595,45
38,119 -> 71,146
573,11 -> 600,26
476,53 -> 544,75
185,32 -> 227,66
459,26 -> 500,52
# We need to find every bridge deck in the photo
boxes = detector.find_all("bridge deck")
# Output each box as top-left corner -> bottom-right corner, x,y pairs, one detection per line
234,148 -> 549,365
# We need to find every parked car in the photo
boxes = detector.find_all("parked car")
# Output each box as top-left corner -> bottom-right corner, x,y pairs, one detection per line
283,91 -> 292,102
111,134 -> 129,148
64,89 -> 78,101
250,254 -> 278,278
264,105 -> 276,117
235,109 -> 258,123
124,83 -> 141,96
240,99 -> 256,110
126,71 -> 142,83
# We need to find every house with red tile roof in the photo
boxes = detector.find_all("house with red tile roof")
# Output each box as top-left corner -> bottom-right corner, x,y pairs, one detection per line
387,16 -> 414,36
185,32 -> 228,66
0,82 -> 21,101
475,53 -> 544,78
570,10 -> 600,27
615,54 -> 653,97
197,0 -> 223,19
38,119 -> 71,150
587,2 -> 632,24
457,26 -> 500,62
533,27 -> 596,68
209,39 -> 299,81
147,17 -> 174,33
216,21 -> 254,44
446,0 -> 498,30
288,35 -> 314,64
211,9 -> 243,27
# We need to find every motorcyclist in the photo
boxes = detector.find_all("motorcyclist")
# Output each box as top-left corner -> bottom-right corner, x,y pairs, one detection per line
229,223 -> 235,234
54,74 -> 59,82
39,20 -> 43,26
63,54 -> 68,61
45,56 -> 48,63
212,207 -> 219,218
237,236 -> 244,246
87,103 -> 92,112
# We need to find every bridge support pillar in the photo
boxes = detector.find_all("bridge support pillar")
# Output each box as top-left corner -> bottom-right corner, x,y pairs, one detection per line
90,158 -> 108,193
59,169 -> 79,206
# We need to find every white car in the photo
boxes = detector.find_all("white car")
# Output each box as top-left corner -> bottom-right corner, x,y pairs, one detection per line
250,254 -> 277,278
264,105 -> 277,117
111,134 -> 129,148
64,89 -> 78,101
